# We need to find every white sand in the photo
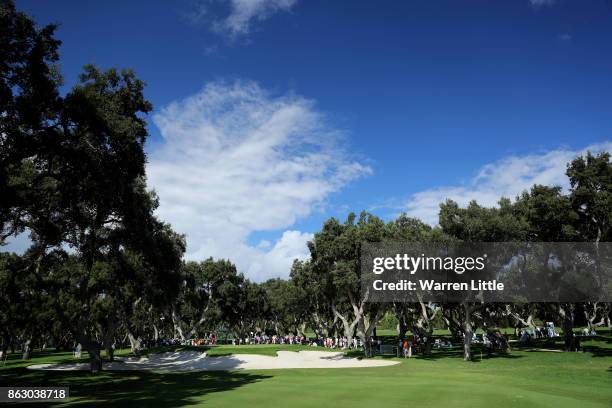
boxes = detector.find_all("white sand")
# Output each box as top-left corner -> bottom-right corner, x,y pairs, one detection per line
28,350 -> 398,372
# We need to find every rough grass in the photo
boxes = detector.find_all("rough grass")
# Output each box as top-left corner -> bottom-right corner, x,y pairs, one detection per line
0,332 -> 610,407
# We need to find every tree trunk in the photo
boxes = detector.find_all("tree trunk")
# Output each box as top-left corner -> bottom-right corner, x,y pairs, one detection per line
443,307 -> 463,341
127,331 -> 143,355
312,312 -> 336,338
561,304 -> 575,351
356,316 -> 371,357
415,297 -> 438,356
397,319 -> 406,341
105,344 -> 114,362
186,321 -> 205,340
424,336 -> 434,355
296,322 -> 307,338
356,308 -> 384,358
463,303 -> 473,361
341,321 -> 354,348
88,347 -> 102,374
584,302 -> 600,333
78,336 -> 102,374
332,306 -> 357,349
363,338 -> 373,357
171,308 -> 186,341
394,303 -> 408,341
102,326 -> 116,362
506,305 -> 537,335
22,339 -> 32,360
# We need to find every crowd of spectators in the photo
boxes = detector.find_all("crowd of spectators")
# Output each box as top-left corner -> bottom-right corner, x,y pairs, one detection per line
231,333 -> 362,349
93,323 -> 600,358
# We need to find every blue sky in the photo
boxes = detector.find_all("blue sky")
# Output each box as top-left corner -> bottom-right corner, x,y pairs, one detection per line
12,0 -> 612,280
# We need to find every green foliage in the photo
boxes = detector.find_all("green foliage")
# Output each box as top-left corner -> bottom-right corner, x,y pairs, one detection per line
567,151 -> 612,241
0,0 -> 184,371
173,258 -> 246,338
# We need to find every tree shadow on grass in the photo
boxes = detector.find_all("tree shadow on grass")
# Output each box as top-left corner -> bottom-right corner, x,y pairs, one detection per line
0,367 -> 271,407
581,345 -> 612,358
416,346 -> 524,363
343,345 -> 524,363
511,336 -> 612,358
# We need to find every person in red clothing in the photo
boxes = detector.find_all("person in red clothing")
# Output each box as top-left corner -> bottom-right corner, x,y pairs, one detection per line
402,339 -> 409,358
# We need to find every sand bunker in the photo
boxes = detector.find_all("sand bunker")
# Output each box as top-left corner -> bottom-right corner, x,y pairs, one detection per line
28,350 -> 398,372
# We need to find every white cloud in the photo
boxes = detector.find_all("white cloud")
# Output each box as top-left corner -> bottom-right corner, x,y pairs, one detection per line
242,230 -> 314,279
529,0 -> 556,8
186,0 -> 297,39
403,142 -> 612,225
147,80 -> 370,281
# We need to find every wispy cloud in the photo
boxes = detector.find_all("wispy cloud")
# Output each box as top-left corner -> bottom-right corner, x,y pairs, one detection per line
401,142 -> 612,225
185,0 -> 297,40
147,80 -> 371,281
529,0 -> 556,8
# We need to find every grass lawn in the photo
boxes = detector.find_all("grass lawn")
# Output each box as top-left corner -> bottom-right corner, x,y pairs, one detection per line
1,334 -> 610,407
